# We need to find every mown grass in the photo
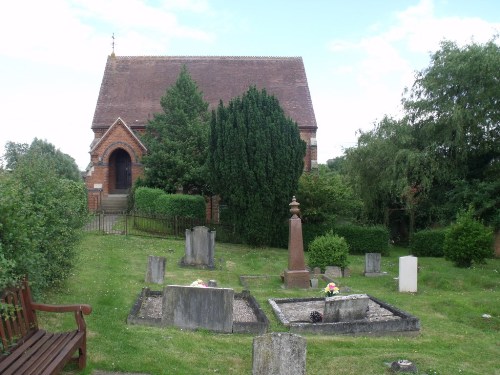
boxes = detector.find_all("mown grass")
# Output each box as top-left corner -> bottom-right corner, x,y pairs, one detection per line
39,233 -> 499,375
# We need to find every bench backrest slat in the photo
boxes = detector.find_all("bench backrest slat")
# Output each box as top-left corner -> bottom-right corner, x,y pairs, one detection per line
1,284 -> 37,355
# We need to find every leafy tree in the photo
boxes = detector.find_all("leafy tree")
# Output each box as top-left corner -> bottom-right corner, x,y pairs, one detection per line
208,86 -> 306,246
345,38 -> 500,235
141,65 -> 210,194
0,140 -> 87,291
297,165 -> 362,224
345,116 -> 437,233
3,139 -> 81,180
403,38 -> 500,227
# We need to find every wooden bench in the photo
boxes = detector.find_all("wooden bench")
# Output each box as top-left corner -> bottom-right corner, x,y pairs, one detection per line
0,279 -> 92,375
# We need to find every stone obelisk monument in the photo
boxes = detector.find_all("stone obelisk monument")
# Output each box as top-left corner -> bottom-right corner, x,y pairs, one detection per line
284,196 -> 310,288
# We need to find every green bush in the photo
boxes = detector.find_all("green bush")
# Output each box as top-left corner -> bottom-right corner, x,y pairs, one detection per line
444,209 -> 494,267
308,232 -> 350,272
0,156 -> 87,293
410,229 -> 446,257
134,187 -> 165,213
332,224 -> 389,255
155,194 -> 206,219
303,221 -> 332,251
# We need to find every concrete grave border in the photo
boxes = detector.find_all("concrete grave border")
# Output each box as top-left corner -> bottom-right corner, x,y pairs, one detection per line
269,295 -> 420,336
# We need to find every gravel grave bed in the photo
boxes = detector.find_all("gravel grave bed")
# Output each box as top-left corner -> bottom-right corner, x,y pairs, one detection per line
137,296 -> 257,322
277,299 -> 401,323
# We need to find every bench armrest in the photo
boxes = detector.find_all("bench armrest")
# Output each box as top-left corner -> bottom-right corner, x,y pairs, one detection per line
31,303 -> 92,315
31,302 -> 92,332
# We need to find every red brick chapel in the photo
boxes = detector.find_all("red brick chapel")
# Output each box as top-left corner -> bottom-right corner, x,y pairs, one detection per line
85,54 -> 318,218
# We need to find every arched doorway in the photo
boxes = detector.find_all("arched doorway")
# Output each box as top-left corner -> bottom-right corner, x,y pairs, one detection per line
109,148 -> 131,192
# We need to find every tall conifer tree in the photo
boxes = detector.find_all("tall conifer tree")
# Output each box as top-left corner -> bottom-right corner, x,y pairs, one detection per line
142,65 -> 209,194
209,87 -> 306,246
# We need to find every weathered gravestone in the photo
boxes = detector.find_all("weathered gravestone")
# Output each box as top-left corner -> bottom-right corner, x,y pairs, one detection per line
399,256 -> 418,293
145,255 -> 166,284
364,253 -> 382,276
182,226 -> 215,269
252,332 -> 306,375
161,285 -> 234,333
323,294 -> 369,322
325,266 -> 343,279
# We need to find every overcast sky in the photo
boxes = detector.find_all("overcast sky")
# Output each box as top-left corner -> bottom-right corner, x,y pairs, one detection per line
1,0 -> 499,170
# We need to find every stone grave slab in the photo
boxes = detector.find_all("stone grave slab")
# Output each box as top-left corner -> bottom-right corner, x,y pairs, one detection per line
323,294 -> 369,322
162,285 -> 233,333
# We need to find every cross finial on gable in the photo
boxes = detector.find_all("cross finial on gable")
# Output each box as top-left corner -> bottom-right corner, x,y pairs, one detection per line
111,33 -> 116,58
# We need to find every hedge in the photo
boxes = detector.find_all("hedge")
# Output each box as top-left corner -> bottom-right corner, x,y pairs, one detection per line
410,228 -> 446,257
134,187 -> 165,214
155,194 -> 206,219
332,224 -> 389,255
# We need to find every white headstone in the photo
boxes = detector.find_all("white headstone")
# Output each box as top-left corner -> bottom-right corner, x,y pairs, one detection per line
399,256 -> 418,292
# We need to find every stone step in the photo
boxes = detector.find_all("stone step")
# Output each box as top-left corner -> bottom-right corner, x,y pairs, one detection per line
101,194 -> 128,212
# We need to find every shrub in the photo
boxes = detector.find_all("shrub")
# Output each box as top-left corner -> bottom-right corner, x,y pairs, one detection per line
410,229 -> 446,257
155,194 -> 206,219
333,224 -> 389,255
134,187 -> 165,213
308,232 -> 350,272
444,209 -> 494,267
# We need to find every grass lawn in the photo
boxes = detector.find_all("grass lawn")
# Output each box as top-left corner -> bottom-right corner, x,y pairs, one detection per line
39,233 -> 499,375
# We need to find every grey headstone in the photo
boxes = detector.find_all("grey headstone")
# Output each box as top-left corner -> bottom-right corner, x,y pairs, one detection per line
325,266 -> 342,279
323,294 -> 369,322
145,255 -> 166,284
208,280 -> 218,287
364,253 -> 382,276
184,226 -> 216,268
252,332 -> 306,375
310,278 -> 318,289
162,285 -> 233,333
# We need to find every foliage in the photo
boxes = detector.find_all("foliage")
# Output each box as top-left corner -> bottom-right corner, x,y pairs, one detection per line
308,232 -> 350,271
3,139 -> 81,180
297,165 -> 362,225
141,65 -> 210,194
0,245 -> 17,290
134,187 -> 205,219
0,141 -> 87,292
332,224 -> 389,255
443,208 -> 494,267
208,86 -> 306,246
344,38 -> 500,236
134,187 -> 166,214
155,194 -> 206,219
410,228 -> 446,257
403,38 -> 500,229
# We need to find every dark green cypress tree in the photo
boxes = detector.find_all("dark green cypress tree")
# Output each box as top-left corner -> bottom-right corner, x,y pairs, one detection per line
208,87 -> 306,246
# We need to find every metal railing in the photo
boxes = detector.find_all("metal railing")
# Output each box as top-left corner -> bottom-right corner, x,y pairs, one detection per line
84,212 -> 238,241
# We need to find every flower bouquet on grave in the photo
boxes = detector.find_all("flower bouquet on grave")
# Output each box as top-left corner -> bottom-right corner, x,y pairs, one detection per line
190,279 -> 207,287
323,282 -> 340,297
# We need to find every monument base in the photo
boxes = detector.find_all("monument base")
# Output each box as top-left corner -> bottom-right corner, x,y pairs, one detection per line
284,269 -> 310,289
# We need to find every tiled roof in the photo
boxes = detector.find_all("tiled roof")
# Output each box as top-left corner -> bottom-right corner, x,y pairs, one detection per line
92,56 -> 317,131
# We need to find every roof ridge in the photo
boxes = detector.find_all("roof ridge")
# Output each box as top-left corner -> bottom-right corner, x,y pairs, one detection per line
112,55 -> 302,60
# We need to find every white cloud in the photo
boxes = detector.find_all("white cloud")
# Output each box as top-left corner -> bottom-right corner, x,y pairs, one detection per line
317,0 -> 500,163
